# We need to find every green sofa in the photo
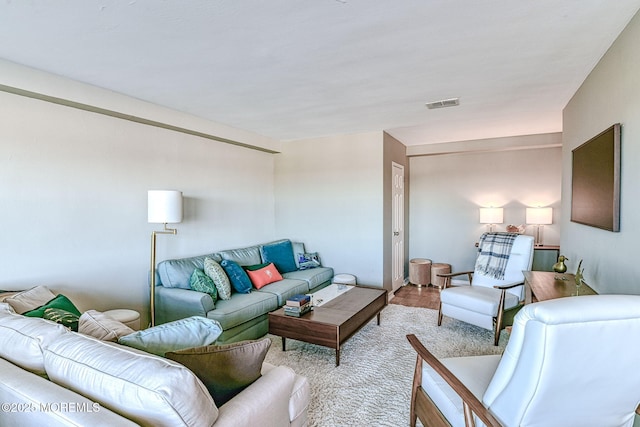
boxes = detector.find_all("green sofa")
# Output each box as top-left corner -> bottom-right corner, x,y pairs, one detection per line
155,239 -> 334,343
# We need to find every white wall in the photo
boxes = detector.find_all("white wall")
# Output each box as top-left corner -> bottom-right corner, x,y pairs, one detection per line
562,10 -> 640,294
0,62 -> 279,325
410,140 -> 562,272
274,132 -> 385,286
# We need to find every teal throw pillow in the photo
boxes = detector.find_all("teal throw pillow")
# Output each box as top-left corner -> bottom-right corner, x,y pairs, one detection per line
118,316 -> 223,356
260,240 -> 297,273
43,307 -> 80,331
220,259 -> 252,294
204,258 -> 232,300
23,294 -> 81,318
189,269 -> 218,302
297,252 -> 321,270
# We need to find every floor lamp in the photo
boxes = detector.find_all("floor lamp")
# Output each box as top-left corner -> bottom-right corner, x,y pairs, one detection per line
148,190 -> 183,327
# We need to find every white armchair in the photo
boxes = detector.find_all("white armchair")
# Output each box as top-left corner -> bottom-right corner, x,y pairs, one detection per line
408,295 -> 640,427
438,233 -> 534,345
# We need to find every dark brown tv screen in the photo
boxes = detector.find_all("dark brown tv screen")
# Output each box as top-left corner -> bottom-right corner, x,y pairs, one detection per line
571,123 -> 620,232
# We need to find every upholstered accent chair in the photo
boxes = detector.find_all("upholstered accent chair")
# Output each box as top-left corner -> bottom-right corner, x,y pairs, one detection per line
437,234 -> 534,345
408,295 -> 640,427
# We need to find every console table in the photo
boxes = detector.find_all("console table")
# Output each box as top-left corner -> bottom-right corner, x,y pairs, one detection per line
523,271 -> 597,304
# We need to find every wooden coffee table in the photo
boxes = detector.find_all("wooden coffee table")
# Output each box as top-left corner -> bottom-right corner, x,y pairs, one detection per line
268,285 -> 387,366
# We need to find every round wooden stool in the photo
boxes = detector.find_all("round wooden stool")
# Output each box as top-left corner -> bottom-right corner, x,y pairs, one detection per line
431,263 -> 451,289
409,258 -> 432,288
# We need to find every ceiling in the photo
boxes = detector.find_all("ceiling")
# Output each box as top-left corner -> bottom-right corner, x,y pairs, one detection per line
1,1 -> 639,146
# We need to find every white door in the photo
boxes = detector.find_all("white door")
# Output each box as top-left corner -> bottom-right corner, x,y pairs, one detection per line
392,162 -> 405,293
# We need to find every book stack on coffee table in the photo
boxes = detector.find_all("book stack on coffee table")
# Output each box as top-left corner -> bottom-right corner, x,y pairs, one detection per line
284,294 -> 312,317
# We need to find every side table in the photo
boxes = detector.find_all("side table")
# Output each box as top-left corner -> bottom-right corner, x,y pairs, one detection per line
103,309 -> 141,330
523,271 -> 597,304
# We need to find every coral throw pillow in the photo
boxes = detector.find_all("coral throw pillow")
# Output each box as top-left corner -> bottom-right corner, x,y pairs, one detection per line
246,263 -> 283,289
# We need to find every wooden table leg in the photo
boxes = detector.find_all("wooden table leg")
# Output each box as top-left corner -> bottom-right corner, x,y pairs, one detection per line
282,337 -> 287,351
335,348 -> 340,366
377,312 -> 381,325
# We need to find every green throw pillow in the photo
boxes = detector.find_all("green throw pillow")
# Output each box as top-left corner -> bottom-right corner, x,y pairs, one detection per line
204,257 -> 232,300
43,307 -> 80,331
244,263 -> 270,271
189,269 -> 218,302
23,294 -> 81,318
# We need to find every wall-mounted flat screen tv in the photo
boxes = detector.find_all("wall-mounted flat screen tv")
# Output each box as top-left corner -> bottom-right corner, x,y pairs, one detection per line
571,123 -> 620,232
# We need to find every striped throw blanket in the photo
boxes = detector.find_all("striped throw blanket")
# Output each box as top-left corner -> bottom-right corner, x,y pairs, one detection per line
474,232 -> 519,280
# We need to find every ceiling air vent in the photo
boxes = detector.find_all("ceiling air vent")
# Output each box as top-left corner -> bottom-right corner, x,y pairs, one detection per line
425,98 -> 460,109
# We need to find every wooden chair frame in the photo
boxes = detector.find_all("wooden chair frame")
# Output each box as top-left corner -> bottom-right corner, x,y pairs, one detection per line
407,334 -> 502,427
436,272 -> 524,346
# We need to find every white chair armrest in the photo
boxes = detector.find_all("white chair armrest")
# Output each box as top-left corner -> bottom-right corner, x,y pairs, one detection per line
215,365 -> 300,427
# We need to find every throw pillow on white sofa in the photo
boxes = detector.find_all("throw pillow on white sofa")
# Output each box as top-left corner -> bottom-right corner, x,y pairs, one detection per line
118,316 -> 223,356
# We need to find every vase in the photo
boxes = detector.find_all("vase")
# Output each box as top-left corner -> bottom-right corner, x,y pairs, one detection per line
552,255 -> 568,273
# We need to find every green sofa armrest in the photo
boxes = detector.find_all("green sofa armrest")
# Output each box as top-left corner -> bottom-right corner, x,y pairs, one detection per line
155,286 -> 215,325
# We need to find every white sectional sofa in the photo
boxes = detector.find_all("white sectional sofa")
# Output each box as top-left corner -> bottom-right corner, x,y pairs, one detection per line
0,303 -> 310,427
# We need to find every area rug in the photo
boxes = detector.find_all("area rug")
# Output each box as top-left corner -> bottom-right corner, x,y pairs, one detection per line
264,304 -> 508,427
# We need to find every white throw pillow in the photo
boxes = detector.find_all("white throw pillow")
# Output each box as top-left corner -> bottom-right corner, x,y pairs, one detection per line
5,285 -> 57,314
78,310 -> 135,341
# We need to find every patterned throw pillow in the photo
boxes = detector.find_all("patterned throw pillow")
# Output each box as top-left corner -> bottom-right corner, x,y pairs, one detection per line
220,260 -> 252,294
204,258 -> 232,300
23,294 -> 82,318
245,263 -> 283,289
297,252 -> 321,270
189,269 -> 218,302
43,307 -> 80,331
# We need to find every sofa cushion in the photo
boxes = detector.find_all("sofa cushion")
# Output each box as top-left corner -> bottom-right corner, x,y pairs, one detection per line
189,268 -> 218,302
0,303 -> 68,375
5,285 -> 57,314
157,253 -> 218,289
79,310 -> 135,342
255,278 -> 310,306
118,316 -> 223,356
43,332 -> 218,426
166,337 -> 271,406
207,291 -> 278,330
296,252 -> 322,270
204,257 -> 232,300
246,263 -> 283,289
283,267 -> 334,291
220,259 -> 252,294
23,294 -> 82,319
260,240 -> 297,273
216,245 -> 262,266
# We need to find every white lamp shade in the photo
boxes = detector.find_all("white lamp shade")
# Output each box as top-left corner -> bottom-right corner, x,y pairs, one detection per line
479,207 -> 503,224
526,207 -> 552,225
148,190 -> 183,224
